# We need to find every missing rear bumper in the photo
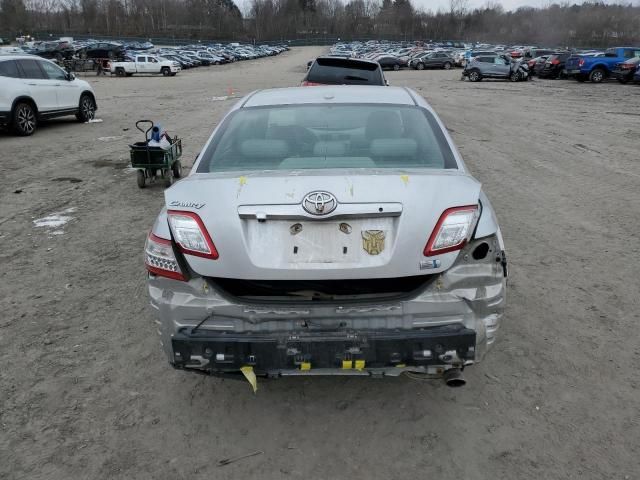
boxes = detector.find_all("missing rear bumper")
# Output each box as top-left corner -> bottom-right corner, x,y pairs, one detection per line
171,324 -> 476,376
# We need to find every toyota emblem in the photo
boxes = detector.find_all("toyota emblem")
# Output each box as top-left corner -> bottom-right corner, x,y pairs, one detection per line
302,191 -> 337,215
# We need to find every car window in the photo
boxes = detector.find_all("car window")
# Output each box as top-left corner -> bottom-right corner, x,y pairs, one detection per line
307,58 -> 384,85
137,57 -> 146,62
17,59 -> 46,79
149,57 -> 158,63
39,60 -> 67,80
494,57 -> 507,65
198,105 -> 458,173
0,59 -> 20,78
623,49 -> 640,58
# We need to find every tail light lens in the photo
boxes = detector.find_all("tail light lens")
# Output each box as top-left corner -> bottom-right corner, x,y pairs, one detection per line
167,210 -> 219,259
551,59 -> 560,65
578,59 -> 585,67
424,205 -> 479,256
301,81 -> 323,86
145,233 -> 185,281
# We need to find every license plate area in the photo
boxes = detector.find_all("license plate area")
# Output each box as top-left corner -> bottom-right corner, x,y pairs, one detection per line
244,218 -> 396,267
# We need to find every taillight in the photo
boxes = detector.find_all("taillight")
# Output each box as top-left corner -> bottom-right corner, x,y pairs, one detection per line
167,210 -> 219,259
551,59 -> 560,65
578,59 -> 584,67
424,205 -> 479,256
301,81 -> 323,86
145,232 -> 185,281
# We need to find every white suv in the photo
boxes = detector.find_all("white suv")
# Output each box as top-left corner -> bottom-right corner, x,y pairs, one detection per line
0,55 -> 97,136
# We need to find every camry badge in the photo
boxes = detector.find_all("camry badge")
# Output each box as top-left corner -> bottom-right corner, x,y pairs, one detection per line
302,191 -> 337,215
362,230 -> 385,255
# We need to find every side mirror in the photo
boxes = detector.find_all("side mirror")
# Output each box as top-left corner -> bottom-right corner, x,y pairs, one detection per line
67,72 -> 75,81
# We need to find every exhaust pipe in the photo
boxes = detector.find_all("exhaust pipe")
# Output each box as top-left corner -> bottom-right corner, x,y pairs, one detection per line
443,368 -> 466,387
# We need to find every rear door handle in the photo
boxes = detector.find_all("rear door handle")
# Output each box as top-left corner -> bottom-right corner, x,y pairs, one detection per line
28,83 -> 37,86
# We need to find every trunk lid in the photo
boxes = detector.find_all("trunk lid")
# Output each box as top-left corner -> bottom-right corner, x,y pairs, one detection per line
165,171 -> 481,280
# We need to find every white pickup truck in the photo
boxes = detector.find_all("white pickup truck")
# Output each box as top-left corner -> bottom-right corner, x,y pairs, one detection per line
111,54 -> 180,77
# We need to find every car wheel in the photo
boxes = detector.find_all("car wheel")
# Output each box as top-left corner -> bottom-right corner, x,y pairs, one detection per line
510,71 -> 521,82
162,67 -> 170,76
165,169 -> 174,187
589,68 -> 605,83
76,94 -> 95,122
393,64 -> 400,71
136,170 -> 146,188
443,62 -> 452,70
116,68 -> 125,77
172,160 -> 182,179
416,62 -> 424,70
468,70 -> 481,82
12,102 -> 37,136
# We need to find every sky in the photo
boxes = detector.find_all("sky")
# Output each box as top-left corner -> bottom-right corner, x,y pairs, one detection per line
411,0 -> 638,11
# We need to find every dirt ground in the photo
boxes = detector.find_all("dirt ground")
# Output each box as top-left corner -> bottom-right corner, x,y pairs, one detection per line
1,46 -> 639,480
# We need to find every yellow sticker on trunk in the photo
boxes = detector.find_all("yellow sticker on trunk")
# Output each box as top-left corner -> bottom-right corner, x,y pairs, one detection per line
342,360 -> 353,369
300,362 -> 311,371
354,360 -> 366,370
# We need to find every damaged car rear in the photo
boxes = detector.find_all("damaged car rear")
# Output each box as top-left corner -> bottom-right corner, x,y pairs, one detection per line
145,86 -> 507,386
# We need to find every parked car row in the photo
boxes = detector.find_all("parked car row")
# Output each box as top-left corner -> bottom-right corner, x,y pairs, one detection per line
4,38 -> 289,70
327,41 -> 640,85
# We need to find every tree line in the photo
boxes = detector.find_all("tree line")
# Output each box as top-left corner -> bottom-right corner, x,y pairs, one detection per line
1,0 -> 639,46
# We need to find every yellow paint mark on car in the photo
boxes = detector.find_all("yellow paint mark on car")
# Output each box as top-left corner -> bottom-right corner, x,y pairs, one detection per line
400,174 -> 409,185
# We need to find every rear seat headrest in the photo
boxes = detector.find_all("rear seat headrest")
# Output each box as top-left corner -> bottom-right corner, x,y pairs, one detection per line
370,138 -> 418,157
240,139 -> 289,158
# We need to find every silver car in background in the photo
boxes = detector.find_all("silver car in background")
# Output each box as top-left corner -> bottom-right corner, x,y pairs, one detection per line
145,86 -> 507,386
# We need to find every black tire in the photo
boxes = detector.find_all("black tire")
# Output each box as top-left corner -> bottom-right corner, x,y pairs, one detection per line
76,94 -> 95,122
162,67 -> 170,76
443,62 -> 452,70
116,68 -> 125,77
468,69 -> 482,82
172,160 -> 182,179
589,68 -> 605,83
165,169 -> 174,187
136,170 -> 146,188
510,71 -> 521,82
416,62 -> 424,70
393,64 -> 400,71
12,102 -> 37,136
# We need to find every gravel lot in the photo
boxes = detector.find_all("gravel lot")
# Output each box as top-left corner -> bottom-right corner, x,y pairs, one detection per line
1,46 -> 639,479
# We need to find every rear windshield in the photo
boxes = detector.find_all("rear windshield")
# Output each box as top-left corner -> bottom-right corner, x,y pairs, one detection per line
306,58 -> 384,85
197,104 -> 457,173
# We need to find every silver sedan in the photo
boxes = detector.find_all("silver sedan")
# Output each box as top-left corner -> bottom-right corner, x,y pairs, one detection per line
145,85 -> 507,386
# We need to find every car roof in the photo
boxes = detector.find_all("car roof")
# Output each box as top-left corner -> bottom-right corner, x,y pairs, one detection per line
313,55 -> 379,66
0,54 -> 52,61
243,86 -> 417,108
